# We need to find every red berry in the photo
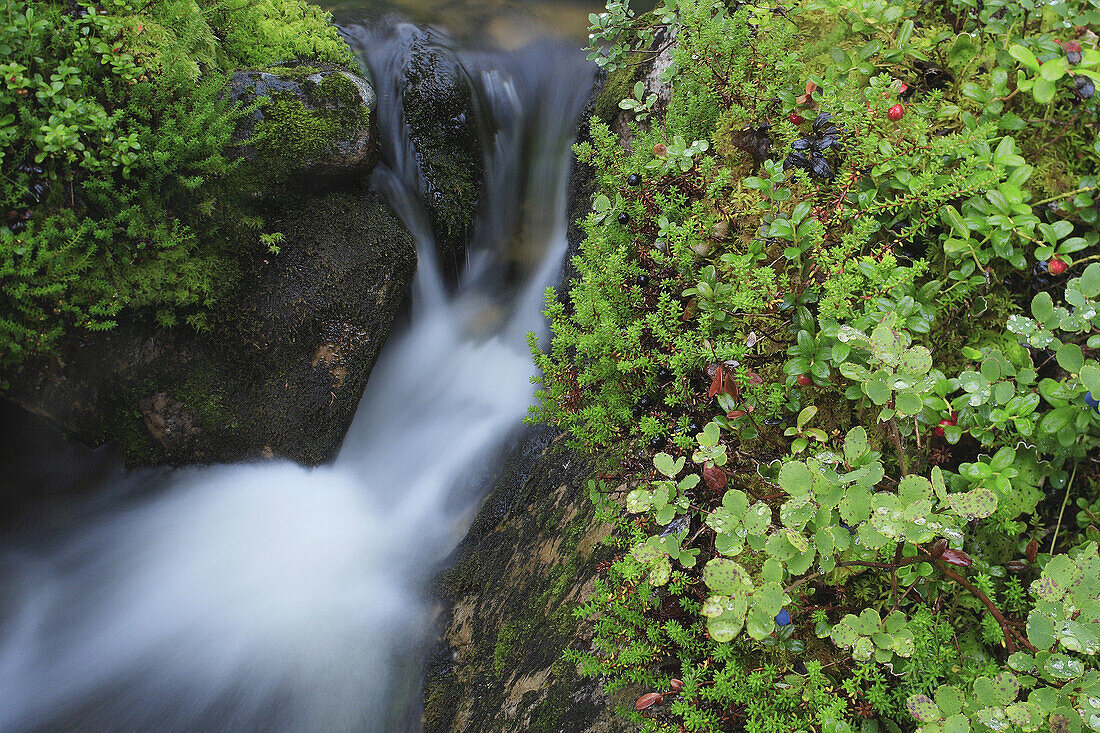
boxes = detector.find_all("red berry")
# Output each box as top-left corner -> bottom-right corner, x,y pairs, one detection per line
796,374 -> 813,387
789,112 -> 804,125
887,104 -> 905,121
940,418 -> 955,427
898,82 -> 909,93
1049,257 -> 1068,275
935,426 -> 945,437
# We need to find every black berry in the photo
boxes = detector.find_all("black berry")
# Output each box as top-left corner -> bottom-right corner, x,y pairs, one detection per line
617,212 -> 631,225
627,173 -> 642,186
656,367 -> 672,382
648,436 -> 664,450
1075,76 -> 1095,100
638,395 -> 654,409
635,274 -> 650,287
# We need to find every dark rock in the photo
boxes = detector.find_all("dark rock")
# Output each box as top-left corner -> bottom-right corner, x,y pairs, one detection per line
423,436 -> 632,733
5,185 -> 416,466
388,25 -> 482,266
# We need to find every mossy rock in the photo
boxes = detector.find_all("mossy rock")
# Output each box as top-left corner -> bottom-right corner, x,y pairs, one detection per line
389,25 -> 483,267
5,185 -> 416,466
422,434 -> 631,733
226,62 -> 377,185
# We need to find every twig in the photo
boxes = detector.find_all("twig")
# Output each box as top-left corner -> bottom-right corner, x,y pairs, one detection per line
1049,461 -> 1078,555
932,558 -> 1036,654
887,417 -> 908,476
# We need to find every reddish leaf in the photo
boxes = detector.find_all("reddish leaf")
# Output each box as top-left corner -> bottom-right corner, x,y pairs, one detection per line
703,464 -> 728,492
726,409 -> 746,419
940,548 -> 973,567
707,367 -> 724,399
1025,539 -> 1038,564
796,80 -> 818,105
669,679 -> 684,692
929,538 -> 947,558
747,370 -> 763,387
635,692 -> 664,711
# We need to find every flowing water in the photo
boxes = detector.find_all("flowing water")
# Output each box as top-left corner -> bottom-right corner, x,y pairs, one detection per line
0,26 -> 591,733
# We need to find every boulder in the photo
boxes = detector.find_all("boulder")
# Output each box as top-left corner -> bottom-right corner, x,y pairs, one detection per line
5,185 -> 415,466
398,27 -> 482,263
343,21 -> 483,270
422,434 -> 632,733
226,63 -> 378,182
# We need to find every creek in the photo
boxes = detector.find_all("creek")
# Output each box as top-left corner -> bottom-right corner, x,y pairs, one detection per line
0,22 -> 591,733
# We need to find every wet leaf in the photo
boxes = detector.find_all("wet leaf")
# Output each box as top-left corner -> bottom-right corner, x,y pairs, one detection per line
703,464 -> 728,491
940,548 -> 973,567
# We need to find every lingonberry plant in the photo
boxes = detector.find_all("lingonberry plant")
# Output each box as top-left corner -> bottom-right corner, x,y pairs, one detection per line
531,0 -> 1100,729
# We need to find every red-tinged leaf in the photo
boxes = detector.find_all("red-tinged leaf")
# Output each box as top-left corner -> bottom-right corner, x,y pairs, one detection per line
747,371 -> 763,387
703,464 -> 728,492
727,372 -> 741,401
929,538 -> 947,558
1025,539 -> 1038,564
635,692 -> 663,711
727,409 -> 746,419
669,679 -> 684,692
708,368 -> 723,399
795,81 -> 818,105
940,548 -> 973,567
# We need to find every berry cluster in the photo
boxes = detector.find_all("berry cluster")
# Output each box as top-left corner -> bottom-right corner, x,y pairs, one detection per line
784,112 -> 843,180
5,163 -> 47,235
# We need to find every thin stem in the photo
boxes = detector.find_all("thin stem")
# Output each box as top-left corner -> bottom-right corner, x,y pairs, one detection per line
887,417 -> 908,476
1049,461 -> 1078,555
932,558 -> 1037,654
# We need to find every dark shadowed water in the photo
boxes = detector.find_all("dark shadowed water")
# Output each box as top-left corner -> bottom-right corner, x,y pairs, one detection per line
0,22 -> 591,733
326,0 -> 601,45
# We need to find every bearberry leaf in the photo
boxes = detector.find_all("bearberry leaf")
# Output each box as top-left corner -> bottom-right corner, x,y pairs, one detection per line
653,452 -> 685,477
703,558 -> 752,595
907,695 -> 942,723
843,426 -> 868,464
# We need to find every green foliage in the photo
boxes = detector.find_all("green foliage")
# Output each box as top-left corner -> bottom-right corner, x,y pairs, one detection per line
535,0 -> 1100,730
0,0 -> 351,372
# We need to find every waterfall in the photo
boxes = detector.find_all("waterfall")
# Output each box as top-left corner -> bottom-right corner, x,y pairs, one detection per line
0,25 -> 591,733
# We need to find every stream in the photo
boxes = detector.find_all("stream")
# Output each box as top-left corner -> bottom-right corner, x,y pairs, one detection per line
0,20 -> 591,733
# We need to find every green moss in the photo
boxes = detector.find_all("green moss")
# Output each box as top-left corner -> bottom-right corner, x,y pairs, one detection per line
317,73 -> 361,107
259,93 -> 340,159
493,619 -> 522,675
260,64 -> 321,79
595,54 -> 643,123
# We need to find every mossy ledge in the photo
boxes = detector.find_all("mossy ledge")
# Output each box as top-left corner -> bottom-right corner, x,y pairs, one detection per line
422,433 -> 632,733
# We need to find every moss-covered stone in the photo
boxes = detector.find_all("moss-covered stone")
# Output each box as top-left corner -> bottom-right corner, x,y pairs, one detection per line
5,184 -> 416,466
422,434 -> 630,733
226,63 -> 377,187
391,26 -> 482,268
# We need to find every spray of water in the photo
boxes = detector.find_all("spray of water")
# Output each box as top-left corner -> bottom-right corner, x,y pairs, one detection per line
0,26 -> 591,733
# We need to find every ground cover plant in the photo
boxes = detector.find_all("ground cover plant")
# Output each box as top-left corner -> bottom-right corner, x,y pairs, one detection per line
0,0 -> 351,373
528,0 -> 1100,729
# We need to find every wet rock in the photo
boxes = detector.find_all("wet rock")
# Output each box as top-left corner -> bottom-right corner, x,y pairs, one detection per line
423,434 -> 631,733
380,24 -> 483,266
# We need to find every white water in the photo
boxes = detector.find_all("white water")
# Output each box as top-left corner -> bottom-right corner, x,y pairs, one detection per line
0,29 -> 590,733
